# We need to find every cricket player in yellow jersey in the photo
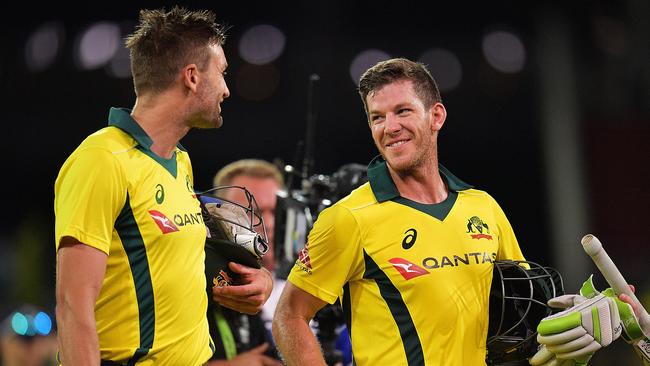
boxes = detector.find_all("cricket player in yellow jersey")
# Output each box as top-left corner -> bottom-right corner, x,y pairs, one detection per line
273,58 -> 526,365
54,8 -> 272,366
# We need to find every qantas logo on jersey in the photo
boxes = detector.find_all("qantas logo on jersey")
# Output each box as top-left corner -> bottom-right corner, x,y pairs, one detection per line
390,252 -> 497,277
466,216 -> 493,240
389,258 -> 429,280
149,210 -> 179,234
422,252 -> 497,269
149,210 -> 204,234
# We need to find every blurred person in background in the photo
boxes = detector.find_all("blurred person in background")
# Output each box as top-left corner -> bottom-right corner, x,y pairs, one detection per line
0,305 -> 57,366
210,159 -> 354,366
206,159 -> 283,366
54,7 -> 272,365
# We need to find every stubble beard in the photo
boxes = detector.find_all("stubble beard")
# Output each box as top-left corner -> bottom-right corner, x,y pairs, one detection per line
187,96 -> 223,129
382,136 -> 436,178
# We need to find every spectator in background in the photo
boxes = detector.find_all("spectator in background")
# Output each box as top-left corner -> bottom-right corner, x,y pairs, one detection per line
207,159 -> 284,366
0,305 -> 57,366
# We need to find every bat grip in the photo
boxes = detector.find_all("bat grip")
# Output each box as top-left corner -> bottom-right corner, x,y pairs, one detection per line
582,234 -> 650,335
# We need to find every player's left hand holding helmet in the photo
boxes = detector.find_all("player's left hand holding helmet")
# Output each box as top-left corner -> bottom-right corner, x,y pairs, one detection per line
486,260 -> 565,365
530,275 -> 645,366
199,186 -> 269,292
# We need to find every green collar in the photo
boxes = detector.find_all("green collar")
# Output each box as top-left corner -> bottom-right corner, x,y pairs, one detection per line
367,155 -> 472,220
367,155 -> 472,203
107,107 -> 186,177
107,107 -> 187,152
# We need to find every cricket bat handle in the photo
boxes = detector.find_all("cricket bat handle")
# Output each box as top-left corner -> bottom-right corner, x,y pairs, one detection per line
582,234 -> 650,335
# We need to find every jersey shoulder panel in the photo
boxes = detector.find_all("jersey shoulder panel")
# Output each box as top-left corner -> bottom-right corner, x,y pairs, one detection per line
74,126 -> 138,156
334,182 -> 377,211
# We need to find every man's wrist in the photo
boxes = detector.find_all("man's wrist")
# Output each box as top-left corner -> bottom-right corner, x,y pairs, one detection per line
261,267 -> 274,298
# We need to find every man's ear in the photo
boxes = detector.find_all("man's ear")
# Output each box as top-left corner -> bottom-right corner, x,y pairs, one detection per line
430,102 -> 447,132
182,64 -> 199,93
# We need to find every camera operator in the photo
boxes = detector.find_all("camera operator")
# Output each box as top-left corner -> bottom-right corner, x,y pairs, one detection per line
209,159 -> 361,366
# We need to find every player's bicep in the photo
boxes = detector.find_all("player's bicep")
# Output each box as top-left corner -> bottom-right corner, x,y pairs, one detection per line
56,237 -> 108,310
275,281 -> 328,323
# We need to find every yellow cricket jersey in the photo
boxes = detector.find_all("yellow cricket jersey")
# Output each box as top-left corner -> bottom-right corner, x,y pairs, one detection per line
54,108 -> 214,365
288,156 -> 525,366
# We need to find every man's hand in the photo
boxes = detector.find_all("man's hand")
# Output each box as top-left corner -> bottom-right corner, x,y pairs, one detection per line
212,262 -> 273,315
207,343 -> 282,366
619,285 -> 640,318
530,276 -> 643,366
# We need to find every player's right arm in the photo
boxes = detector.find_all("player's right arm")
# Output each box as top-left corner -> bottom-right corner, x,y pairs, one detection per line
272,204 -> 362,365
272,282 -> 328,366
56,237 -> 107,366
54,144 -> 127,365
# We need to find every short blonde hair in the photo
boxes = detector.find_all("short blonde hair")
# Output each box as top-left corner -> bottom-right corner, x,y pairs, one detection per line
213,159 -> 284,188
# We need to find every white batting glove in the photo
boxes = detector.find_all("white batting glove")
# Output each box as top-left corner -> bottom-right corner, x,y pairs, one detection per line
529,345 -> 584,366
529,276 -> 598,366
530,276 -> 644,366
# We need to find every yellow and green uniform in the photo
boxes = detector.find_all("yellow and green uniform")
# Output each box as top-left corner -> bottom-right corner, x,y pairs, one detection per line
54,108 -> 214,365
288,156 -> 525,366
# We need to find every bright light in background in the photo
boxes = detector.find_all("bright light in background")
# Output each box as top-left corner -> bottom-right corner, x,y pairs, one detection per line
11,313 -> 29,336
34,311 -> 52,335
239,24 -> 286,65
349,49 -> 391,84
106,22 -> 136,79
107,45 -> 131,79
75,21 -> 121,70
418,48 -> 463,92
25,22 -> 64,72
482,30 -> 526,73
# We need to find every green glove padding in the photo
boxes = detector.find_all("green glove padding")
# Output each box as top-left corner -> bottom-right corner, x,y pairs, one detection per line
529,276 -> 643,366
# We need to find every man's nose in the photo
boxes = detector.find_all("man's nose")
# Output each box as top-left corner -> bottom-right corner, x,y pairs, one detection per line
384,113 -> 401,133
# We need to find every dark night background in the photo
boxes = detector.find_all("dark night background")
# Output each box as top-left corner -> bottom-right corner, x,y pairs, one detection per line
0,1 -> 648,364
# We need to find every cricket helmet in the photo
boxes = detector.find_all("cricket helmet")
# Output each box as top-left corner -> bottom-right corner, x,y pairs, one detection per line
486,260 -> 564,365
199,186 -> 269,290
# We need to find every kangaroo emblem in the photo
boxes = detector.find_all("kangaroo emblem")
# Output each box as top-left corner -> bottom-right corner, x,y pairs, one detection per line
467,216 -> 490,234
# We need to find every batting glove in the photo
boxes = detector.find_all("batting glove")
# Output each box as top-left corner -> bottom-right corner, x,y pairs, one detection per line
530,276 -> 644,366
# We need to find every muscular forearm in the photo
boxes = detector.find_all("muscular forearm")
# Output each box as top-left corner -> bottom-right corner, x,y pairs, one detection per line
273,316 -> 326,366
57,303 -> 100,365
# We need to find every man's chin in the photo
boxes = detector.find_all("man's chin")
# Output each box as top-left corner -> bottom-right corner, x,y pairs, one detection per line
194,116 -> 222,129
213,116 -> 223,129
385,156 -> 416,175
